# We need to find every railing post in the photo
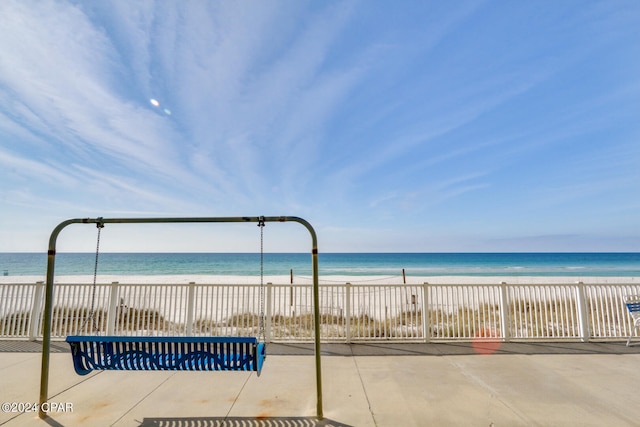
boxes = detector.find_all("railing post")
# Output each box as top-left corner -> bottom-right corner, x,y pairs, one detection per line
576,282 -> 590,342
423,282 -> 430,343
29,281 -> 45,340
266,282 -> 273,343
345,282 -> 351,343
186,282 -> 196,336
500,282 -> 510,342
106,282 -> 120,335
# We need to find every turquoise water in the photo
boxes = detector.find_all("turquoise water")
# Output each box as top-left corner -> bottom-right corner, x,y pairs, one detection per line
1,253 -> 639,277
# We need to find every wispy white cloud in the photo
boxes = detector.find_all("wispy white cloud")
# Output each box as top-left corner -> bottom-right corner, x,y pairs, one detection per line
0,1 -> 638,251
81,1 -> 157,96
0,1 -> 243,209
71,165 -> 196,208
0,2 -> 177,169
64,1 -> 364,208
0,147 -> 76,187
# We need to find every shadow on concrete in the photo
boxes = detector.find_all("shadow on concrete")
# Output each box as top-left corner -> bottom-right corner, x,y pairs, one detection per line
41,415 -> 65,427
137,417 -> 352,427
4,340 -> 640,356
0,340 -> 69,353
271,341 -> 640,356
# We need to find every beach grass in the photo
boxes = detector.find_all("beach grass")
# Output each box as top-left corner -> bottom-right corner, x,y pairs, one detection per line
0,309 -> 30,335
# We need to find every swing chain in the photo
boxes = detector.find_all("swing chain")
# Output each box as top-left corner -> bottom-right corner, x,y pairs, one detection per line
84,219 -> 104,334
258,216 -> 266,342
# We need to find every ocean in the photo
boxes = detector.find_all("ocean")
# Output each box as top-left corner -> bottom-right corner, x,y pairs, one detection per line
1,252 -> 639,277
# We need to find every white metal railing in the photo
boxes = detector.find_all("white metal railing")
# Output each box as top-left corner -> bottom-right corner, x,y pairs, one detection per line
1,281 -> 639,342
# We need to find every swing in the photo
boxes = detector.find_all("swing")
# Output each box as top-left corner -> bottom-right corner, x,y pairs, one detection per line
65,218 -> 267,376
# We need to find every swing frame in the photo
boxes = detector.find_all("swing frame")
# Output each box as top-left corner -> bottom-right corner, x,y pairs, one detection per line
38,216 -> 323,420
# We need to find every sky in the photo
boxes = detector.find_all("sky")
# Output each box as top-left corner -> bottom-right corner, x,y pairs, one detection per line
0,0 -> 639,253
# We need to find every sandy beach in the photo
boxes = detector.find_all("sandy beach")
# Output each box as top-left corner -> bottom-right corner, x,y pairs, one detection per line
1,274 -> 638,285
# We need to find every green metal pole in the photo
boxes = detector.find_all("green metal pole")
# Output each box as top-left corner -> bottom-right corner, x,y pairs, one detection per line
288,217 -> 323,420
39,218 -> 78,418
38,216 -> 323,420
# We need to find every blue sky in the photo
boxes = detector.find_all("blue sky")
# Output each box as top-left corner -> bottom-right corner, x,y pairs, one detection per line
0,1 -> 639,253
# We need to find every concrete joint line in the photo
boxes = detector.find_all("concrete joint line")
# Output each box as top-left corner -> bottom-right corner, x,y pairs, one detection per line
445,357 -> 529,425
112,372 -> 176,426
224,371 -> 254,421
351,347 -> 378,426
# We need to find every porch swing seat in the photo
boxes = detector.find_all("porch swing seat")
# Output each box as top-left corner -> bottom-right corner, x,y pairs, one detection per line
66,336 -> 265,376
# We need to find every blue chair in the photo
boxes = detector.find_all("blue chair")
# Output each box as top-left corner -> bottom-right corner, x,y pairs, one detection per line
625,297 -> 640,347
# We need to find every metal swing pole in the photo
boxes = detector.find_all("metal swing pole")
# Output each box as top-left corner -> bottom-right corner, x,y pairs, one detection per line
39,216 -> 323,420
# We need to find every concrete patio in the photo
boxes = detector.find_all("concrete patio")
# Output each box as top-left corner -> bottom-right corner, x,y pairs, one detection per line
1,341 -> 640,426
